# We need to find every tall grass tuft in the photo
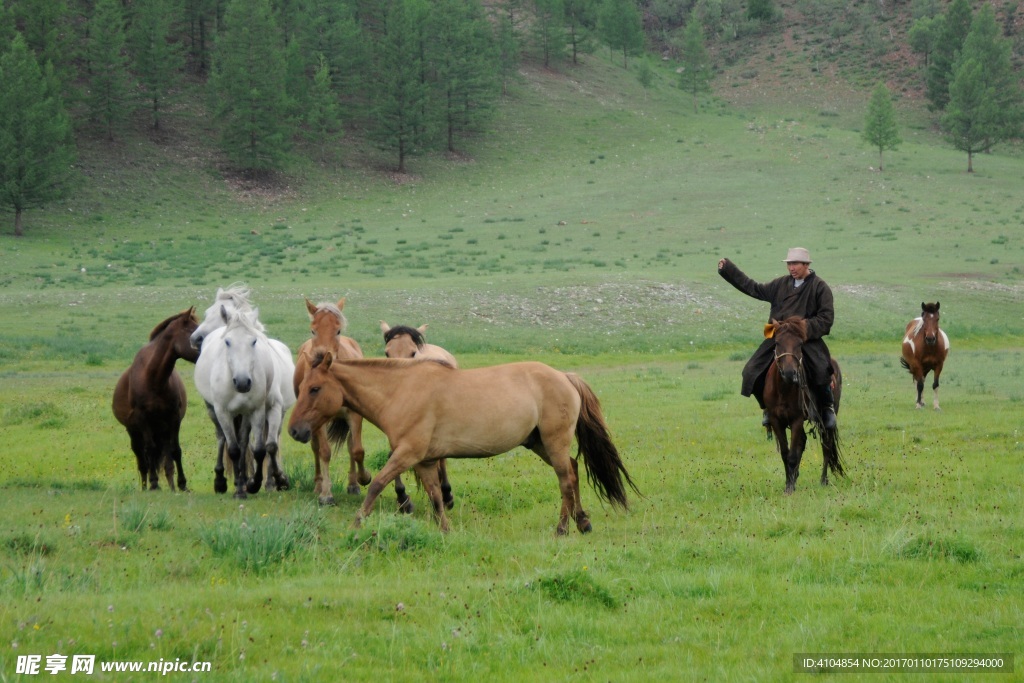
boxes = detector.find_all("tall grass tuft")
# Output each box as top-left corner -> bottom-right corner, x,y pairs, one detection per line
341,514 -> 440,553
198,504 -> 324,574
531,569 -> 619,609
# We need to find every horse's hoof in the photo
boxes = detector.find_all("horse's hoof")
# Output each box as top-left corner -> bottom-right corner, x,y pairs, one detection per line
347,484 -> 361,495
318,495 -> 336,507
233,490 -> 248,500
247,481 -> 263,495
577,520 -> 593,534
443,495 -> 455,511
358,473 -> 372,486
214,478 -> 228,494
276,475 -> 291,491
555,524 -> 569,536
398,500 -> 414,515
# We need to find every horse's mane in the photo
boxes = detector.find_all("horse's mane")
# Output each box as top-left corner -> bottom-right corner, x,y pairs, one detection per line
382,325 -> 425,348
310,354 -> 450,371
314,302 -> 348,331
224,308 -> 265,338
775,316 -> 807,340
215,283 -> 254,309
921,302 -> 940,315
149,309 -> 194,341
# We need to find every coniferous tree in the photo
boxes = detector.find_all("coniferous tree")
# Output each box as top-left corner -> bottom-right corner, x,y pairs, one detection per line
564,0 -> 598,65
531,0 -> 567,68
432,0 -> 499,153
0,34 -> 75,236
941,5 -> 1023,172
87,0 -> 131,140
862,82 -> 901,171
678,19 -> 711,113
598,0 -> 644,68
371,0 -> 430,173
130,0 -> 184,131
304,53 -> 343,155
908,14 -> 944,68
9,0 -> 75,95
926,0 -> 972,111
209,0 -> 293,173
494,8 -> 521,96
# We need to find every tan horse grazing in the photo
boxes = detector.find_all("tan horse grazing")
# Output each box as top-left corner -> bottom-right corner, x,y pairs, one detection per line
288,355 -> 639,535
900,302 -> 949,410
112,308 -> 200,491
763,318 -> 844,494
380,321 -> 458,367
293,298 -> 370,505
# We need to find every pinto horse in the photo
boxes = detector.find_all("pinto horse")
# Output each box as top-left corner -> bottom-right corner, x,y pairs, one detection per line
288,355 -> 639,534
900,302 -> 949,410
112,308 -> 200,491
763,318 -> 844,494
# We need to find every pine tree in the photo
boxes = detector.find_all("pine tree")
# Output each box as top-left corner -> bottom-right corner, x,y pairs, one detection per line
0,34 -> 75,237
564,0 -> 598,65
130,0 -> 184,130
862,82 -> 901,171
531,0 -> 567,68
925,0 -> 972,111
678,19 -> 711,113
598,0 -> 644,68
87,0 -> 131,140
371,0 -> 430,173
304,53 -> 343,155
941,6 -> 1023,172
209,0 -> 293,173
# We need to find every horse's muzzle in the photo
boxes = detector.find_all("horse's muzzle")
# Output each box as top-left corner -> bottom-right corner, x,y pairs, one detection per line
289,424 -> 312,443
233,376 -> 252,393
924,336 -> 938,346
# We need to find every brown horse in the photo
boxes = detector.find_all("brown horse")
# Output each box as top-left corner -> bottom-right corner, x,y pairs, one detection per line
293,298 -> 370,505
112,308 -> 200,491
900,302 -> 949,410
763,318 -> 844,494
288,355 -> 639,534
380,320 -> 457,509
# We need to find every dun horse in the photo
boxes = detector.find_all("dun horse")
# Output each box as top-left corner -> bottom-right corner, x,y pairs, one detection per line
900,302 -> 949,410
763,318 -> 844,494
112,308 -> 200,491
380,320 -> 457,509
288,355 -> 639,534
293,298 -> 371,506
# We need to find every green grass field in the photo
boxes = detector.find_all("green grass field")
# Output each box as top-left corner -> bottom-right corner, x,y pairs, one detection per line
1,55 -> 1022,681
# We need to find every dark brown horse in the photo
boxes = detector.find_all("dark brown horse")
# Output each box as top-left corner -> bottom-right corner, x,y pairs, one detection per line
763,318 -> 844,494
288,355 -> 639,534
112,308 -> 200,491
900,302 -> 949,410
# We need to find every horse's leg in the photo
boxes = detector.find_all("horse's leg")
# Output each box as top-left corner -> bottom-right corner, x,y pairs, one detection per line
262,404 -> 286,492
394,474 -> 414,514
143,432 -> 161,491
569,457 -> 592,533
217,409 -> 248,499
247,409 -> 268,495
438,458 -> 455,510
771,424 -> 794,494
533,433 -> 582,535
914,373 -> 925,409
785,423 -> 806,494
311,426 -> 333,505
413,462 -> 450,533
931,366 -> 943,411
206,402 -> 228,494
128,427 -> 147,490
347,412 -> 370,494
355,449 -> 416,528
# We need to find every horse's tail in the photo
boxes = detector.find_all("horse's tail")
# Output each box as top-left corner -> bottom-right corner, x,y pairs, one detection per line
899,357 -> 910,371
565,373 -> 640,510
327,417 -> 350,451
822,426 -> 845,478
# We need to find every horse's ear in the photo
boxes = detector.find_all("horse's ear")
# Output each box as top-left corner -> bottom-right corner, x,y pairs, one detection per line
219,304 -> 230,324
764,322 -> 776,339
322,352 -> 334,369
336,297 -> 346,311
305,298 -> 317,318
935,301 -> 939,310
417,324 -> 429,334
921,302 -> 926,311
380,320 -> 390,334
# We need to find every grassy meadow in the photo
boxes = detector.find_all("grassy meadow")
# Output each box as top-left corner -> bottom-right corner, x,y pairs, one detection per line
1,54 -> 1022,681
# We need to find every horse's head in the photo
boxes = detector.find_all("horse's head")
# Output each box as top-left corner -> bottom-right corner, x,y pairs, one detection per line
191,284 -> 256,351
289,351 -> 345,443
221,307 -> 263,393
380,321 -> 426,359
767,317 -> 808,385
920,302 -> 940,346
306,298 -> 347,352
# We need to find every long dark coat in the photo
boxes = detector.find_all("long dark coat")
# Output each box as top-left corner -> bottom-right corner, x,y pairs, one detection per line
719,259 -> 835,396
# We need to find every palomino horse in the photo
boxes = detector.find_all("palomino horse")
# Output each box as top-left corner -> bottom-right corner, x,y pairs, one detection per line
293,298 -> 371,506
900,302 -> 949,410
192,285 -> 294,492
288,355 -> 639,534
112,308 -> 200,491
379,320 -> 457,509
763,318 -> 844,494
193,306 -> 294,498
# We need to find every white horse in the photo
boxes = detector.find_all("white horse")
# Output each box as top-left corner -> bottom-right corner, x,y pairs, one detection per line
193,302 -> 295,496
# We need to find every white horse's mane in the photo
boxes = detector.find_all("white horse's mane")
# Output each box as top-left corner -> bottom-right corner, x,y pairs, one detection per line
314,302 -> 348,331
215,283 -> 254,309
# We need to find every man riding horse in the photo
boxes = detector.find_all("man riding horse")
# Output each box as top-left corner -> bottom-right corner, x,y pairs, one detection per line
718,247 -> 838,430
